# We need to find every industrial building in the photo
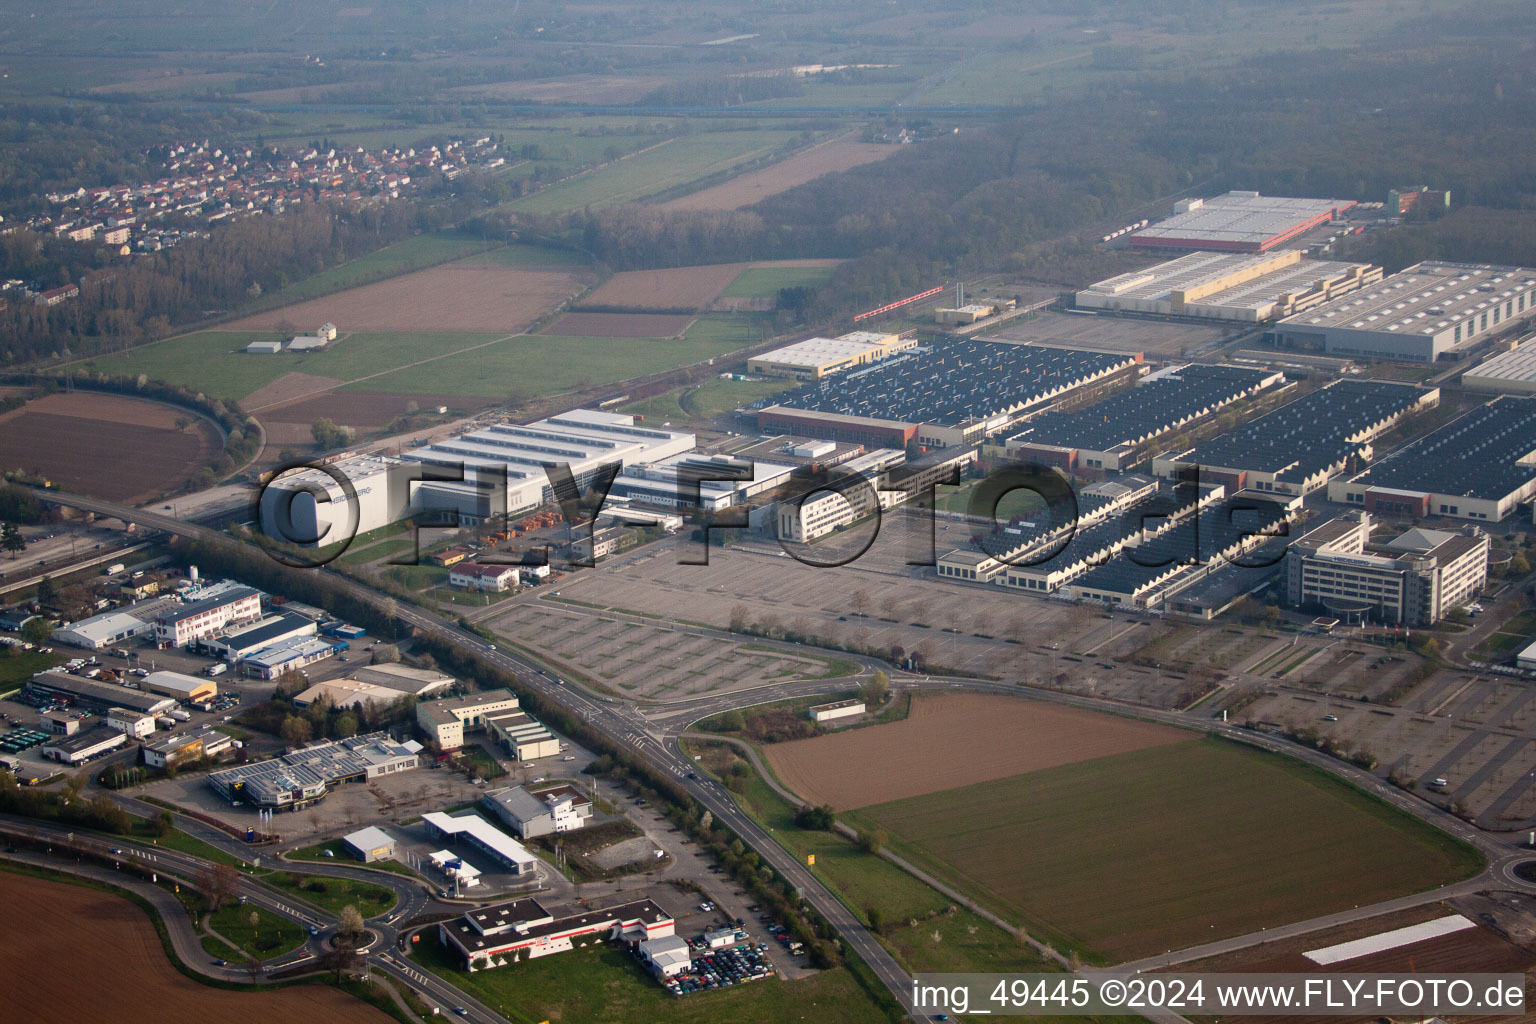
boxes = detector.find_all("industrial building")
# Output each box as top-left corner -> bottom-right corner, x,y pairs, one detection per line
1002,363 -> 1286,472
142,670 -> 217,703
143,729 -> 234,770
105,708 -> 156,739
291,678 -> 411,710
1286,511 -> 1489,626
202,611 -> 317,660
1327,396 -> 1536,522
448,563 -> 521,592
606,452 -> 799,511
422,811 -> 539,875
343,826 -> 397,863
49,609 -> 154,650
399,409 -> 696,526
438,895 -> 674,970
760,339 -> 1140,448
1462,340 -> 1536,394
483,785 -> 593,839
809,699 -> 865,723
485,708 -> 561,761
937,475 -> 1162,587
1060,492 -> 1295,609
27,671 -> 176,716
771,448 -> 907,543
258,452 -> 414,549
641,935 -> 693,978
1076,250 -> 1381,321
42,726 -> 126,765
1387,186 -> 1451,217
1272,262 -> 1536,363
746,330 -> 914,379
416,689 -> 522,750
152,586 -> 262,647
344,663 -> 455,697
1154,379 -> 1436,495
240,636 -> 347,679
1130,191 -> 1356,253
207,732 -> 422,810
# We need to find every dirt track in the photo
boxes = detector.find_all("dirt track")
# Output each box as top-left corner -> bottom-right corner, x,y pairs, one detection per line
764,693 -> 1188,810
0,872 -> 391,1024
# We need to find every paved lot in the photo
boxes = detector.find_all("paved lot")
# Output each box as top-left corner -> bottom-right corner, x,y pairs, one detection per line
147,764 -> 483,840
982,310 -> 1230,357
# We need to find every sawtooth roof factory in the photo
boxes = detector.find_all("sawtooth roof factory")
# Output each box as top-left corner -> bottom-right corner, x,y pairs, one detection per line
1153,378 -> 1436,496
1075,249 -> 1382,322
757,339 -> 1140,449
1327,395 -> 1536,522
1129,191 -> 1357,253
1001,363 -> 1286,472
1271,261 -> 1536,363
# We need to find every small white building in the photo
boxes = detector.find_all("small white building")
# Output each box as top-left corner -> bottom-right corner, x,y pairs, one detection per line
246,339 -> 284,354
42,726 -> 127,765
106,707 -> 157,739
640,935 -> 692,978
809,699 -> 865,723
703,926 -> 739,949
319,322 -> 338,340
448,563 -> 520,592
343,825 -> 397,863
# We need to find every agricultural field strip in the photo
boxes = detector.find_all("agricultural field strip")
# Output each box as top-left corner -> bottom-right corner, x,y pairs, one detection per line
241,331 -> 520,411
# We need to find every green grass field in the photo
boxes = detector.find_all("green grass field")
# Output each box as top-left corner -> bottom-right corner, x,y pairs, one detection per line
510,131 -> 799,215
413,931 -> 890,1024
265,871 -> 397,918
203,900 -> 307,960
454,243 -> 591,267
349,313 -> 772,401
719,265 -> 837,298
844,738 -> 1483,964
0,648 -> 67,688
83,330 -> 510,402
623,378 -> 792,422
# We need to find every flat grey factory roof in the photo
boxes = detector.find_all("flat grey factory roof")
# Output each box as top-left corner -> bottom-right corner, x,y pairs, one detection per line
1282,261 -> 1536,335
1084,252 -> 1371,306
1464,342 -> 1536,385
1132,194 -> 1351,246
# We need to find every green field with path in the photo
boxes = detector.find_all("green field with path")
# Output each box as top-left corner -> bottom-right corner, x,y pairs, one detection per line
844,737 -> 1483,963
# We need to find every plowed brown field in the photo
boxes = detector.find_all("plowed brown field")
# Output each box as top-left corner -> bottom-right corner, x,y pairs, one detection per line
222,264 -> 583,334
0,392 -> 220,502
0,872 -> 391,1024
764,693 -> 1188,810
580,264 -> 750,310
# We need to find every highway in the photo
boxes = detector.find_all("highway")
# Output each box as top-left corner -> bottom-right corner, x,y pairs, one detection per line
26,486 -> 1536,1020
26,488 -> 920,1016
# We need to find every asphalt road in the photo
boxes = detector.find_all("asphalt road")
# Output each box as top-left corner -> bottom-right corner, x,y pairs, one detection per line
31,486 -> 1536,1022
